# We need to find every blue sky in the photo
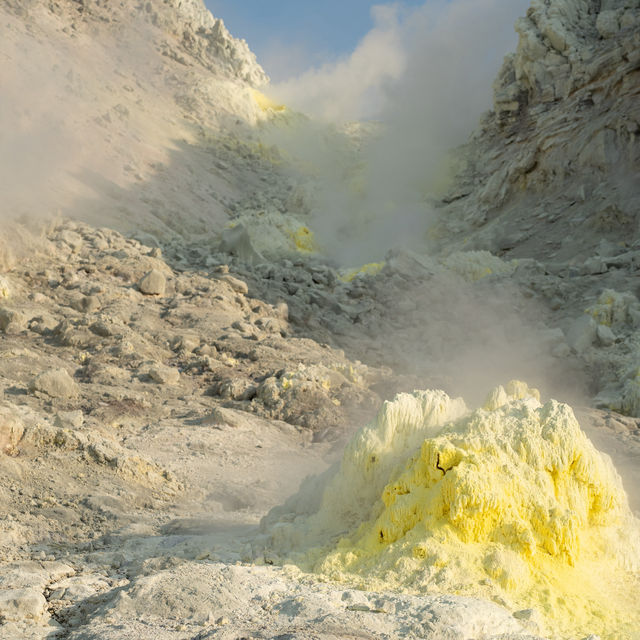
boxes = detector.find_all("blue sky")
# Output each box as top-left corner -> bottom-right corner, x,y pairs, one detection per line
204,1 -> 425,80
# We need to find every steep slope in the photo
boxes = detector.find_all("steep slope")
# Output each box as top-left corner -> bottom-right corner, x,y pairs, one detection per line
428,0 -> 640,416
1,0 -> 281,244
438,0 -> 640,261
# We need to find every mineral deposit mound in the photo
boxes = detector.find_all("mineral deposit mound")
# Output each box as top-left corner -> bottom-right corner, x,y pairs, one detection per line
261,382 -> 640,638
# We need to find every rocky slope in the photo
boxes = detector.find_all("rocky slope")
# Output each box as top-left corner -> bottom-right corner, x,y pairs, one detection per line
435,0 -> 640,417
2,0 -> 276,242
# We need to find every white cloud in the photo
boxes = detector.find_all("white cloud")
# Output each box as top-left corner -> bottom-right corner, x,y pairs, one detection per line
269,4 -> 408,121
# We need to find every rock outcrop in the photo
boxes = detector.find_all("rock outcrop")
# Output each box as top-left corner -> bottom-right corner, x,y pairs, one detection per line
434,0 -> 640,416
439,0 -> 640,260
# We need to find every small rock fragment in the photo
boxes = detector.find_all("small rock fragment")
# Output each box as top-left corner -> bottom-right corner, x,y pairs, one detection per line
596,10 -> 619,38
138,269 -> 166,295
30,368 -> 79,399
581,257 -> 607,275
199,407 -> 241,428
77,295 -> 101,313
172,334 -> 199,353
54,410 -> 84,429
217,274 -> 248,295
0,588 -> 49,622
89,320 -> 114,337
149,365 -> 180,385
0,307 -> 27,334
29,312 -> 59,335
220,223 -> 264,264
596,324 -> 616,347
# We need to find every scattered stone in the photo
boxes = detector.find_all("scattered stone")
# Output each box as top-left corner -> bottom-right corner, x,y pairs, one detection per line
29,312 -> 59,335
30,368 -> 79,399
138,269 -> 166,295
54,410 -> 84,429
89,320 -> 114,337
172,334 -> 200,353
75,294 -> 101,313
0,588 -> 48,622
596,10 -> 619,38
513,609 -> 535,621
581,256 -> 607,275
199,407 -> 242,428
149,364 -> 180,385
0,306 -> 27,334
209,377 -> 256,401
217,274 -> 248,295
596,324 -> 616,347
220,223 -> 264,264
59,230 -> 83,253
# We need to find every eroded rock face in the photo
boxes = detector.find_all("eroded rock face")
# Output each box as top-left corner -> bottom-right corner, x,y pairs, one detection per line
431,0 -> 640,416
439,0 -> 640,261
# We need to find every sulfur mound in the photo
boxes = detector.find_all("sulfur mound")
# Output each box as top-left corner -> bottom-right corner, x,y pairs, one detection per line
261,382 -> 640,639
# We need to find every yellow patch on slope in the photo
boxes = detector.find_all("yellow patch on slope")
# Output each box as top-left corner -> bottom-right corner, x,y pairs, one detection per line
442,251 -> 516,282
264,383 -> 640,639
338,262 -> 385,283
287,226 -> 316,253
251,89 -> 286,113
586,288 -> 638,327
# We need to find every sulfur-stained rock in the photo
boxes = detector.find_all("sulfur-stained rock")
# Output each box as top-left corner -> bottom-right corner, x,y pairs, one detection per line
0,276 -> 10,298
0,405 -> 24,453
261,383 -> 640,639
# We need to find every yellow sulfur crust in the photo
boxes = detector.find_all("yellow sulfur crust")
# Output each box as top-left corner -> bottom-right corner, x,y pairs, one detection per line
338,262 -> 385,283
267,383 -> 640,639
251,89 -> 287,113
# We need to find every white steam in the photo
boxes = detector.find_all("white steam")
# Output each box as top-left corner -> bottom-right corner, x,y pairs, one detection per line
263,0 -> 529,264
270,4 -> 407,122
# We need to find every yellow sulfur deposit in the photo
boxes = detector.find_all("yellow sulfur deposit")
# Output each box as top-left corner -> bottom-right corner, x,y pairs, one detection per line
586,288 -> 640,327
287,226 -> 316,253
263,382 -> 640,639
338,261 -> 385,283
251,89 -> 287,113
224,211 -> 316,257
441,250 -> 516,282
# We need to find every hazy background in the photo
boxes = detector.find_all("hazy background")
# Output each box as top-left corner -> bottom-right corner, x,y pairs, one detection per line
204,0 -> 426,81
239,0 -> 530,264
